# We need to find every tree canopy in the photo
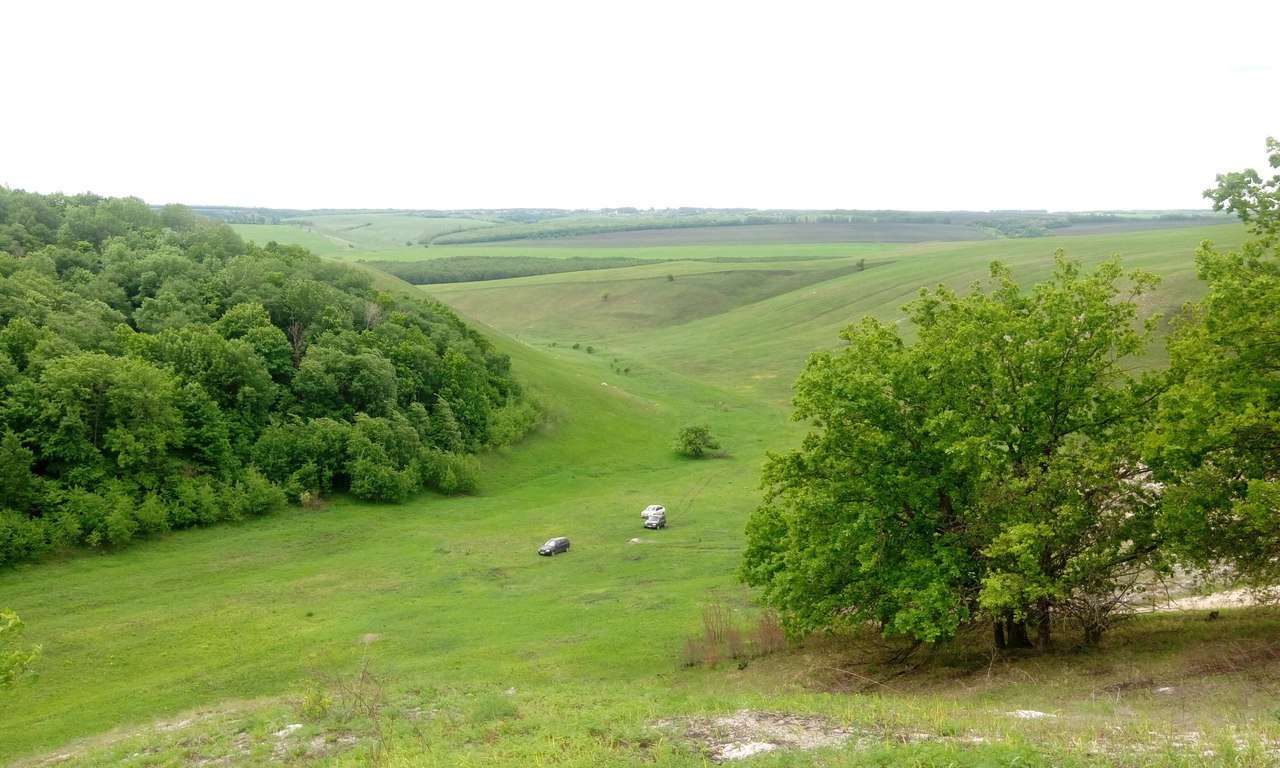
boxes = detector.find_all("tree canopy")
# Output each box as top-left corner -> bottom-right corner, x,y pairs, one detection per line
744,138 -> 1280,654
0,189 -> 540,567
743,253 -> 1164,651
1149,137 -> 1280,587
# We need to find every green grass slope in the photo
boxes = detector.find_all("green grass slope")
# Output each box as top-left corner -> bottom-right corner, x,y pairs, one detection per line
0,319 -> 782,763
427,223 -> 1246,404
2,219 -> 1272,767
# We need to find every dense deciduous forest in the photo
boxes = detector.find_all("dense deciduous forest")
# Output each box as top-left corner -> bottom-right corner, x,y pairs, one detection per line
0,190 -> 540,566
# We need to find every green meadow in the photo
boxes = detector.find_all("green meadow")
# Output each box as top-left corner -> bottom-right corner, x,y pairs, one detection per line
426,224 -> 1245,402
4,219 -> 1277,767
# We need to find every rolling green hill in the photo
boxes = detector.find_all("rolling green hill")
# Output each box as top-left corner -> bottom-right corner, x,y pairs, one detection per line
231,213 -> 496,255
3,217 -> 1273,767
229,208 -> 1232,262
426,223 -> 1246,404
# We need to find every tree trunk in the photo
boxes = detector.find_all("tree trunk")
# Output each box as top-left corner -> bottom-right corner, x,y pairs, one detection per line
287,321 -> 306,368
993,620 -> 1006,650
1006,618 -> 1031,649
1031,599 -> 1053,653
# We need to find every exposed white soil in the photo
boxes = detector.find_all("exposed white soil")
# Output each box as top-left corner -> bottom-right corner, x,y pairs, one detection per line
659,709 -> 1280,763
658,710 -> 856,763
1155,587 -> 1264,612
30,710 -> 360,767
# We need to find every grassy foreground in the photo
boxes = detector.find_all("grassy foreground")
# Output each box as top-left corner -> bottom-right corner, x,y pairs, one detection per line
3,221 -> 1277,766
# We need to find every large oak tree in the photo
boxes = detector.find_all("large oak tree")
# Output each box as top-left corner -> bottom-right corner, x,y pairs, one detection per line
743,254 -> 1163,651
1150,137 -> 1280,587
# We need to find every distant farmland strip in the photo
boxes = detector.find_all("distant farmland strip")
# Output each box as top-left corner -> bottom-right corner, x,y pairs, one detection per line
536,222 -> 994,246
364,255 -> 658,284
431,213 -> 961,245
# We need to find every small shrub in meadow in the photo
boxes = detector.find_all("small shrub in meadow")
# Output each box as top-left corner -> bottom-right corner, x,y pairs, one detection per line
726,627 -> 745,660
681,637 -> 704,668
295,682 -> 333,721
753,610 -> 787,655
676,424 -> 721,458
702,602 -> 732,645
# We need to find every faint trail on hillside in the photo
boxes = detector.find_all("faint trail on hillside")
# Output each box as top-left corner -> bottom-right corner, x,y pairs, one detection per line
676,471 -> 717,515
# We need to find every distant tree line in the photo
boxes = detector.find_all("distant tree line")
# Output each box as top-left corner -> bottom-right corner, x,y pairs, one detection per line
969,213 -> 1126,238
969,212 -> 1231,239
431,211 -> 957,245
432,216 -> 753,244
808,211 -> 954,225
0,189 -> 540,567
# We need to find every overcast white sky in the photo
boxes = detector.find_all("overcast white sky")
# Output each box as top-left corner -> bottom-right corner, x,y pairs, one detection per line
4,1 -> 1277,212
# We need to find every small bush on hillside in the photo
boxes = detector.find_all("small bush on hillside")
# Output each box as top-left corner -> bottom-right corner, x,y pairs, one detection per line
0,609 -> 40,689
349,458 -> 413,503
681,637 -> 705,668
675,424 -> 721,458
164,476 -> 221,527
702,602 -> 732,645
292,652 -> 395,759
754,610 -> 786,655
682,600 -> 787,668
296,682 -> 333,721
233,469 -> 289,517
487,400 -> 543,447
0,510 -> 51,564
416,449 -> 480,496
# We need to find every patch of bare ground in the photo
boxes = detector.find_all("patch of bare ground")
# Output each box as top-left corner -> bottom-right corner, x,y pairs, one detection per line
30,710 -> 224,767
267,725 -> 361,763
657,710 -> 859,763
26,708 -> 362,768
1150,587 -> 1265,612
1068,728 -> 1280,762
708,605 -> 1280,762
1136,581 -> 1274,616
658,708 -> 1280,763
